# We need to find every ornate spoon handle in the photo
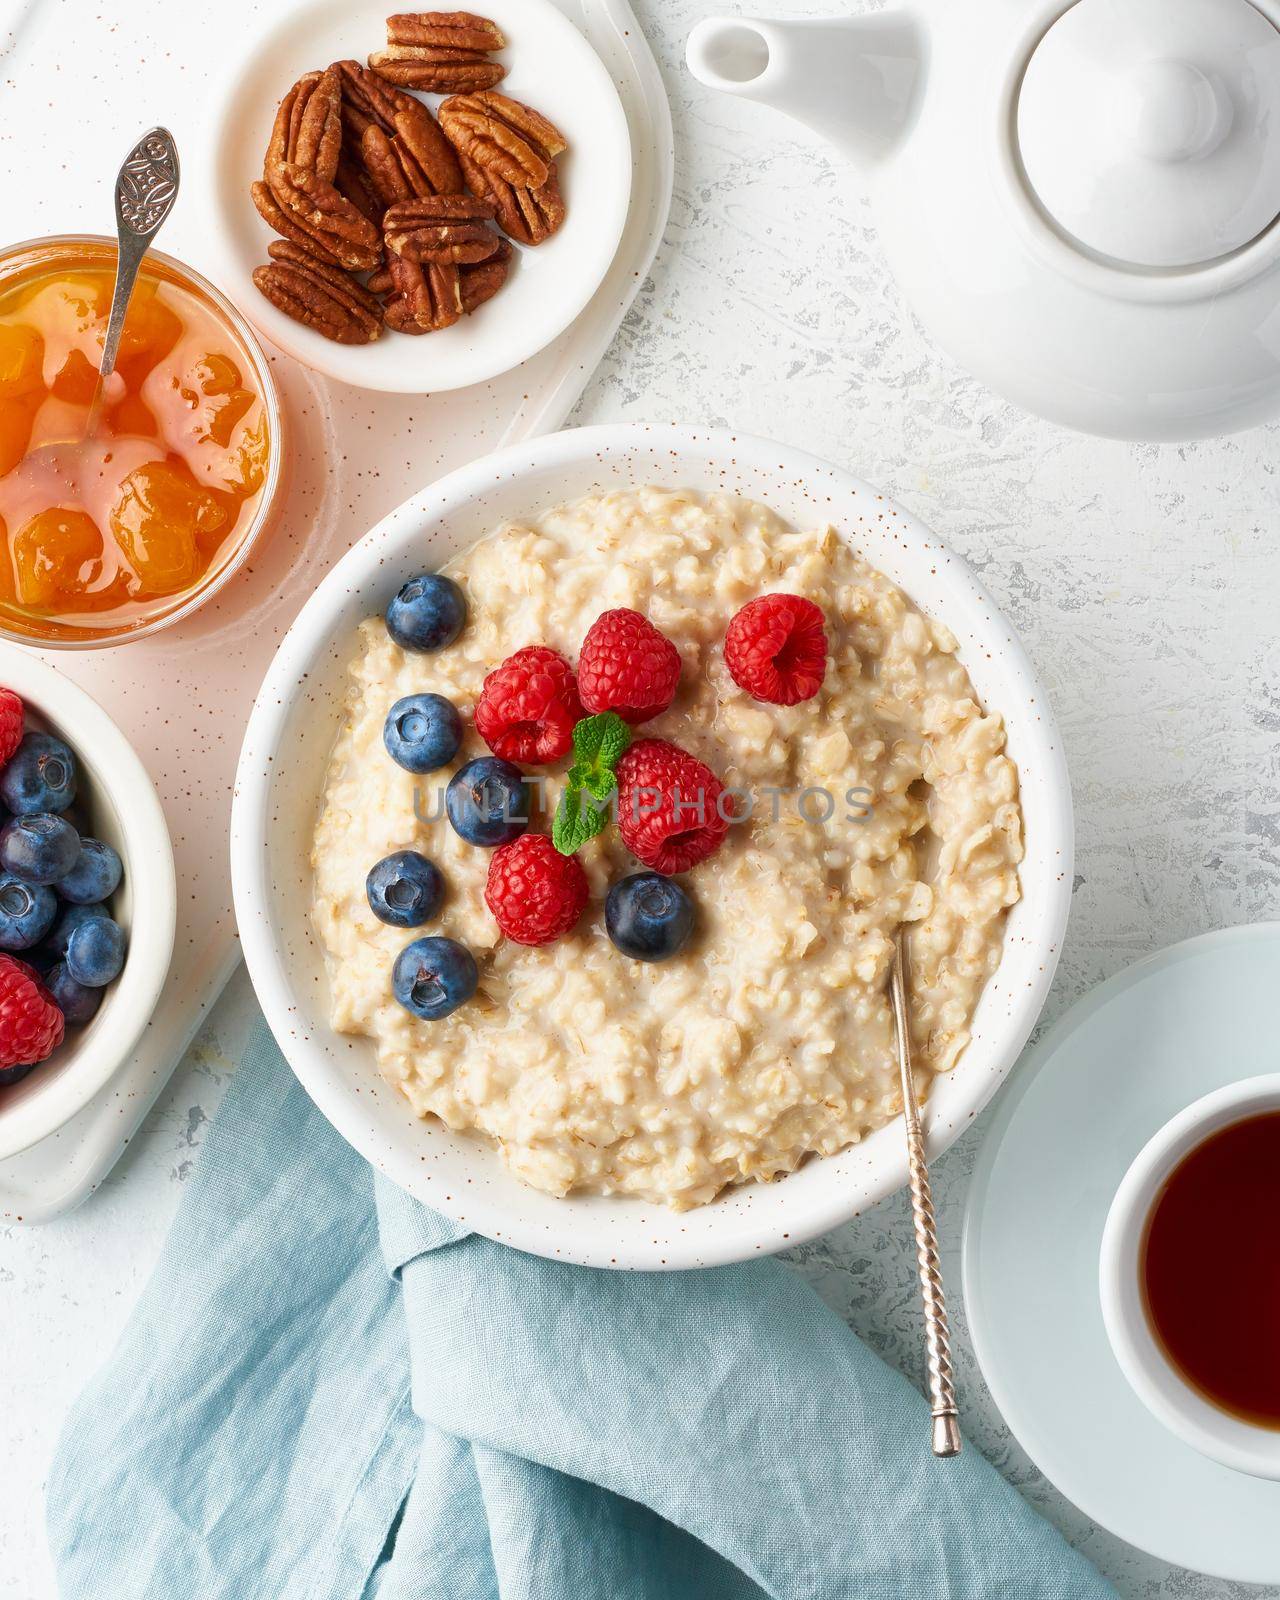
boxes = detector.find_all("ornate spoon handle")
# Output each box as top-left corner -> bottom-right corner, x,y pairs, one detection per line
891,927 -> 962,1457
89,127 -> 180,429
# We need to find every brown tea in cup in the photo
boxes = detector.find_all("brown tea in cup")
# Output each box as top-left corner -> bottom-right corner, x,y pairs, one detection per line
1140,1110 -> 1280,1429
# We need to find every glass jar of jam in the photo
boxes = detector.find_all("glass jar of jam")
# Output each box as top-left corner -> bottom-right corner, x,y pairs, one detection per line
0,235 -> 283,646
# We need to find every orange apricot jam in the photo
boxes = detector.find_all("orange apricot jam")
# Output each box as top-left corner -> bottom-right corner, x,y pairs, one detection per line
0,238 -> 279,644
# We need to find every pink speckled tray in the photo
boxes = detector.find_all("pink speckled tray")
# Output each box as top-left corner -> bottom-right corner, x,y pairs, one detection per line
0,0 -> 672,1222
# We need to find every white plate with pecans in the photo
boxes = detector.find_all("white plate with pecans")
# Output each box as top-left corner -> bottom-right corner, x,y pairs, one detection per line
200,0 -> 631,392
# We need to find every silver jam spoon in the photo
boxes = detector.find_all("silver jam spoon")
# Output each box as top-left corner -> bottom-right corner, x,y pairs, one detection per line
890,926 -> 962,1457
85,127 -> 181,435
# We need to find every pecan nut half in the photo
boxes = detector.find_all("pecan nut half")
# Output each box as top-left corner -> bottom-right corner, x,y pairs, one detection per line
393,98 -> 464,195
369,44 -> 505,94
460,236 -> 512,313
294,64 -> 344,182
334,153 -> 385,226
266,74 -> 313,175
383,297 -> 432,334
388,12 -> 506,51
361,125 -> 429,207
266,69 -> 343,185
251,179 -> 345,267
253,243 -> 382,344
266,238 -> 382,307
384,194 -> 499,264
334,59 -> 413,141
458,148 -> 564,245
438,90 -> 566,189
269,162 -> 383,271
383,252 -> 463,332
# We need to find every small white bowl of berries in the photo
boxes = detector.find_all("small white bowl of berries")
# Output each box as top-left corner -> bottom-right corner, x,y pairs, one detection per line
0,646 -> 176,1161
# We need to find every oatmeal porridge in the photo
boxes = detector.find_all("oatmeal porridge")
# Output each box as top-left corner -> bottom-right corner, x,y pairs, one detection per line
311,488 -> 1023,1209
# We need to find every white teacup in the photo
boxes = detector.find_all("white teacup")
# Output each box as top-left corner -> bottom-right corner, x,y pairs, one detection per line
1099,1073 -> 1280,1480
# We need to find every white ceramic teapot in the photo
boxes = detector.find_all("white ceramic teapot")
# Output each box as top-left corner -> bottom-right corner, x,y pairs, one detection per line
687,0 -> 1280,440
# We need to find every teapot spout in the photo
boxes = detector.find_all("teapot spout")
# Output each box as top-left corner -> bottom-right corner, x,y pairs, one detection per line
686,11 -> 923,169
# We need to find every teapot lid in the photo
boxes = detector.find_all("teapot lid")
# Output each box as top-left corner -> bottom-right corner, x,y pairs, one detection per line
1017,0 -> 1280,269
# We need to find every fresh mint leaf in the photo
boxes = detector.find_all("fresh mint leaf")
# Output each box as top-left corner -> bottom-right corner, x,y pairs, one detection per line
552,781 -> 611,855
552,714 -> 632,855
577,761 -> 618,804
570,712 -> 631,798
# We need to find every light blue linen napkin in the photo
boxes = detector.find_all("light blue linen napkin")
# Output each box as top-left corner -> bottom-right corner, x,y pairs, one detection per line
47,1024 -> 1114,1600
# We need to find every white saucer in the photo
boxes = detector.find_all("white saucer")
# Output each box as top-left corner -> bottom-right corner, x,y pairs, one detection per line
963,923 -> 1280,1585
198,0 -> 631,393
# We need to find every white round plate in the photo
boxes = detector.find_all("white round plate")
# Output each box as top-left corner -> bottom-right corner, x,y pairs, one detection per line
199,0 -> 631,393
231,422 -> 1072,1270
963,923 -> 1280,1585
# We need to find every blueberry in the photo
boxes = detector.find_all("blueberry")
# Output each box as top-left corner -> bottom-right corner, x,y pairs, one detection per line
0,1063 -> 34,1088
383,693 -> 463,774
53,836 -> 123,904
446,757 -> 530,847
24,940 -> 58,974
65,915 -> 126,987
45,961 -> 103,1026
41,901 -> 109,961
392,935 -> 477,1020
0,813 -> 81,885
605,873 -> 695,962
58,796 -> 92,836
0,732 -> 77,814
0,877 -> 57,951
366,850 -> 444,928
386,574 -> 467,653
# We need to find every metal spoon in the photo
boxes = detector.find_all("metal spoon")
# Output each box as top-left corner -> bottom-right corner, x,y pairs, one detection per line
85,127 -> 180,434
890,926 -> 962,1457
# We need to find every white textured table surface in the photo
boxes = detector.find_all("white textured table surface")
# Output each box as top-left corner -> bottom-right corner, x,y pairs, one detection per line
4,2 -> 1278,1596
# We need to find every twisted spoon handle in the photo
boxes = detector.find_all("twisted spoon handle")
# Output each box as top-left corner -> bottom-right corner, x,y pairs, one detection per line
891,928 -> 962,1457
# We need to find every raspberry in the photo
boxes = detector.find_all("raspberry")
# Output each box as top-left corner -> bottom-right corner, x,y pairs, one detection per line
0,689 -> 24,768
484,833 -> 589,946
474,646 -> 582,765
616,738 -> 729,875
0,952 -> 64,1082
724,594 -> 828,706
578,609 -> 681,725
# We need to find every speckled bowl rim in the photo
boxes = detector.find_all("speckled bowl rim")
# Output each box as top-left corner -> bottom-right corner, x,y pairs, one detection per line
0,644 -> 177,1159
231,423 -> 1074,1270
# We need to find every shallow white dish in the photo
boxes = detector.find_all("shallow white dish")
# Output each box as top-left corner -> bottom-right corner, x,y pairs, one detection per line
232,423 -> 1073,1269
199,0 -> 631,393
964,923 -> 1280,1585
0,646 -> 177,1161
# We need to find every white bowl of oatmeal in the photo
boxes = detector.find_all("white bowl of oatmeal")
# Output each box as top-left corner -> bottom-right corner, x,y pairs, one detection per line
232,424 -> 1072,1269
